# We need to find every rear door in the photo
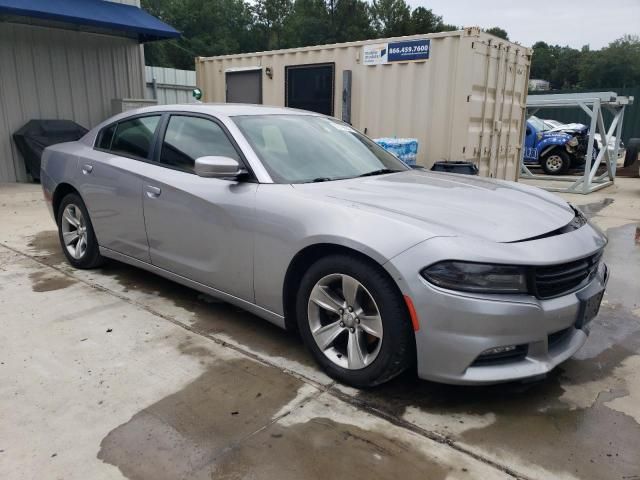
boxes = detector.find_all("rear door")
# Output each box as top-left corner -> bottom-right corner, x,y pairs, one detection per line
79,115 -> 161,262
140,113 -> 257,301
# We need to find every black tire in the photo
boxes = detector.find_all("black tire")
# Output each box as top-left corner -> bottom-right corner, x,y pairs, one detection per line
56,193 -> 104,269
296,254 -> 414,388
624,138 -> 640,168
541,149 -> 570,175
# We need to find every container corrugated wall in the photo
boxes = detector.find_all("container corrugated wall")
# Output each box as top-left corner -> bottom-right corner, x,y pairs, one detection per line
0,23 -> 144,182
196,28 -> 531,181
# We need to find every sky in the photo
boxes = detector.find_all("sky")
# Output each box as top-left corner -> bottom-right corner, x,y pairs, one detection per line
409,0 -> 640,49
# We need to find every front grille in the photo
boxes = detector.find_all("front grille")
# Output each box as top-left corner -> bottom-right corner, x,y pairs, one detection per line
534,251 -> 602,299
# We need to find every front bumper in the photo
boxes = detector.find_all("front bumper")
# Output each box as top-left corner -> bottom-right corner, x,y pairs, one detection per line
387,225 -> 608,385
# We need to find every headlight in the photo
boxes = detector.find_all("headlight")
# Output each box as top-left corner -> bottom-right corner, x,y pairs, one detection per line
421,261 -> 528,293
567,136 -> 579,147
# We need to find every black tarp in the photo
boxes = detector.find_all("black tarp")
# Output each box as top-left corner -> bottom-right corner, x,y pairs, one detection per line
13,120 -> 88,181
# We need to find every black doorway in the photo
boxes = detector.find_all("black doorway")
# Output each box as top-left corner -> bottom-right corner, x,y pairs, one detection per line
285,63 -> 335,116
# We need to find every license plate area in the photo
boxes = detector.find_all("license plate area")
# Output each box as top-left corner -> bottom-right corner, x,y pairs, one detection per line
576,290 -> 604,329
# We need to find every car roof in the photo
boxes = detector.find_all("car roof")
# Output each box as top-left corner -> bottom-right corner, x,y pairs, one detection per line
116,103 -> 321,119
81,103 -> 325,147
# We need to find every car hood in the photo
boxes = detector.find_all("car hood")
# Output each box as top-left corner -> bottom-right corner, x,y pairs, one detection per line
549,123 -> 588,134
293,170 -> 575,243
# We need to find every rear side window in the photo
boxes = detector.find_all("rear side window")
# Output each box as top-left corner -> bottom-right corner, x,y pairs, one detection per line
97,124 -> 115,150
159,115 -> 240,173
110,116 -> 161,159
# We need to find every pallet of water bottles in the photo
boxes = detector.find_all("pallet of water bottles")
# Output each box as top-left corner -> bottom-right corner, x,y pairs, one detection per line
373,137 -> 418,166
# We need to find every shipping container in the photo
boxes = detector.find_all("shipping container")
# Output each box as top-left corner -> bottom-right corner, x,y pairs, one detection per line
196,27 -> 532,181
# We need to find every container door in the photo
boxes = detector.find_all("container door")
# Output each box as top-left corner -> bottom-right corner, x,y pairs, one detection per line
226,69 -> 262,104
285,63 -> 335,116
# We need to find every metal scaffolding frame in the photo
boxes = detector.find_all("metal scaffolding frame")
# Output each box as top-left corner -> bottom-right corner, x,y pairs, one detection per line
520,92 -> 634,194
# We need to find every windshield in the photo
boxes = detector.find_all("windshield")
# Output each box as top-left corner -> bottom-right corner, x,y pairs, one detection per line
528,116 -> 546,131
544,119 -> 563,129
232,114 -> 408,183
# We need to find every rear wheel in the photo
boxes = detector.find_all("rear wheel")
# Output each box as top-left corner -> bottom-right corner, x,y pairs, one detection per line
542,149 -> 570,175
624,138 -> 640,168
296,254 -> 414,388
57,193 -> 104,269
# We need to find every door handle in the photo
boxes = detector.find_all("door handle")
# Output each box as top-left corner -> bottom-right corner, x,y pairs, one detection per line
145,185 -> 161,198
82,164 -> 93,174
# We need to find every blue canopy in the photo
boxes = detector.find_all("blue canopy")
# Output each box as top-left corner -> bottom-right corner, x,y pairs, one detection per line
0,0 -> 180,42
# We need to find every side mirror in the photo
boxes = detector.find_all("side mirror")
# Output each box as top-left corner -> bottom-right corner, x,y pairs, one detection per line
194,156 -> 244,178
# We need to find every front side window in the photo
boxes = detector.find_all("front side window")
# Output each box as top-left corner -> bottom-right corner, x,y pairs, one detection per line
160,115 -> 240,173
232,114 -> 407,183
110,116 -> 161,159
528,116 -> 545,132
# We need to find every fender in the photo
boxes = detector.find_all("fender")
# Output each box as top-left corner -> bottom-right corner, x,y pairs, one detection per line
537,133 -> 572,153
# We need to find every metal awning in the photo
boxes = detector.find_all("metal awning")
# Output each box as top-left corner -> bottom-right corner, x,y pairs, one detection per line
0,0 -> 180,42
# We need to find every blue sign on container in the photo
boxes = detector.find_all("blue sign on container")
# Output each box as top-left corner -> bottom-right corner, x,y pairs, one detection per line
387,39 -> 430,62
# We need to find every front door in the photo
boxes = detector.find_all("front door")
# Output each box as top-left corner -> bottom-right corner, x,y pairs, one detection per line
140,114 -> 257,301
523,122 -> 539,163
226,69 -> 262,104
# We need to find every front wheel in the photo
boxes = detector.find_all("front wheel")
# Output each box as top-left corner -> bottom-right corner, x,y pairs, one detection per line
296,254 -> 414,388
541,149 -> 570,175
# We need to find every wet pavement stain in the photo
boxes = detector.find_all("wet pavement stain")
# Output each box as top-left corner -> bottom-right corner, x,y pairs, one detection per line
28,270 -> 76,292
27,230 -> 65,265
211,418 -> 450,480
578,198 -> 615,218
97,260 -> 316,369
98,357 -> 305,480
600,223 -> 640,309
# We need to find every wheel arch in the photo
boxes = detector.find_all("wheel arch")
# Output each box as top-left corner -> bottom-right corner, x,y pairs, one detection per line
281,243 -> 410,336
540,144 -> 568,159
52,183 -> 81,222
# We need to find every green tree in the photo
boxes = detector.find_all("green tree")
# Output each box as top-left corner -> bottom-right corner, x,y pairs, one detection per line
370,0 -> 411,37
437,23 -> 459,32
142,0 -> 257,69
409,7 -> 441,34
578,35 -> 640,88
332,0 -> 374,43
550,46 -> 581,89
282,0 -> 331,47
484,26 -> 508,40
254,0 -> 294,49
530,41 -> 555,80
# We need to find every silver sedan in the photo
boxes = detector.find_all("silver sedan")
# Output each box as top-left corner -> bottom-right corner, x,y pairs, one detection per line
41,104 -> 608,387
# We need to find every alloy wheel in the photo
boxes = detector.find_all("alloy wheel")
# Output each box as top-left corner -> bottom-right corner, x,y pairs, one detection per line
307,273 -> 383,370
61,204 -> 88,260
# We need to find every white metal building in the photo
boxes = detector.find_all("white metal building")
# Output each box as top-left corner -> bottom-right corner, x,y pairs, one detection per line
529,79 -> 551,91
0,0 -> 179,182
197,28 -> 532,180
145,66 -> 197,105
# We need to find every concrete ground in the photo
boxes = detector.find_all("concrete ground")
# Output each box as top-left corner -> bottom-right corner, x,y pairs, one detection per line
1,178 -> 639,480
